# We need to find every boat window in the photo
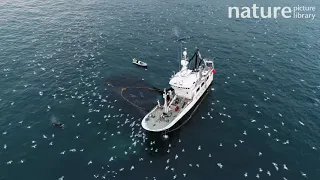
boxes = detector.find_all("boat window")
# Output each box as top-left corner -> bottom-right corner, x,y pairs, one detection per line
206,62 -> 213,68
201,82 -> 204,87
196,87 -> 200,92
206,76 -> 209,80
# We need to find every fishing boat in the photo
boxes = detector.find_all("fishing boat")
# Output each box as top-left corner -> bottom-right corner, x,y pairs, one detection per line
132,58 -> 147,67
141,48 -> 216,132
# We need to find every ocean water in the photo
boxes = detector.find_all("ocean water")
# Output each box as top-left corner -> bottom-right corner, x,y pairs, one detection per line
0,0 -> 320,179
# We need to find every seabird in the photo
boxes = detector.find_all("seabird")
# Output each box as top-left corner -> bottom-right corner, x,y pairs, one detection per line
267,171 -> 271,176
217,163 -> 223,169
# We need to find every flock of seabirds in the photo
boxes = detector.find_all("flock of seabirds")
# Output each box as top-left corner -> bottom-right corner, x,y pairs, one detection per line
1,8 -> 318,179
2,31 -> 317,179
2,47 -> 313,180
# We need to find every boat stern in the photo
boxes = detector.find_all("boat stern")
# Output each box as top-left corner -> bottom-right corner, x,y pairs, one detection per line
141,106 -> 176,132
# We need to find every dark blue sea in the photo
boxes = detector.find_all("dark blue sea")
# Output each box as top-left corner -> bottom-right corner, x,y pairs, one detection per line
0,0 -> 320,179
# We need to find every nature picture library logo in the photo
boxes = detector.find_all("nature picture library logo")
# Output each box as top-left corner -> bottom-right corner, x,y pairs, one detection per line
228,4 -> 316,20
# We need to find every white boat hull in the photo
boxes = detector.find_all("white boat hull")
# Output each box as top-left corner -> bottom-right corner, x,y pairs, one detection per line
142,71 -> 214,132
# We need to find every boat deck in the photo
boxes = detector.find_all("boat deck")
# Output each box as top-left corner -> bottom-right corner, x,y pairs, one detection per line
144,96 -> 188,131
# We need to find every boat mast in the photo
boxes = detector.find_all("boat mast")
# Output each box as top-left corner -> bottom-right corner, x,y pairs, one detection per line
163,88 -> 168,113
194,50 -> 198,70
180,48 -> 189,72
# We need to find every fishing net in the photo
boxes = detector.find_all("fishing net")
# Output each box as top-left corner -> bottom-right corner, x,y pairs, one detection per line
105,74 -> 164,113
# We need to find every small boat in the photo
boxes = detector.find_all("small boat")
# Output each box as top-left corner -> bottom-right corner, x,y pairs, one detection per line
132,58 -> 147,67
